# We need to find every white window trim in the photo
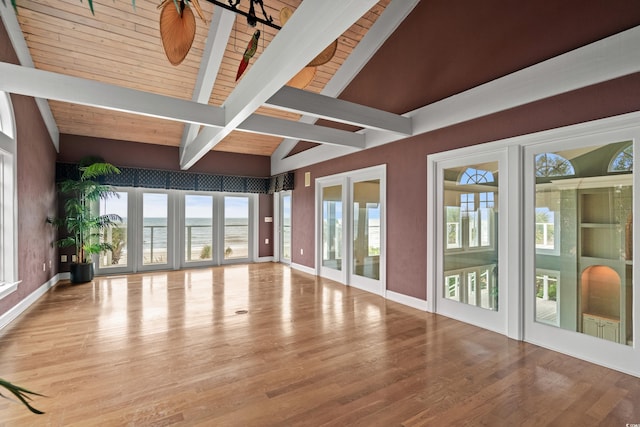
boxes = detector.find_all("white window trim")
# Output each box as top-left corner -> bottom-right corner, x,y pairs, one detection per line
0,92 -> 18,300
534,268 -> 561,327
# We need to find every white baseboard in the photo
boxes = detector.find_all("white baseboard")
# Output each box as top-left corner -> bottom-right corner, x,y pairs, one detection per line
0,274 -> 61,331
290,262 -> 316,275
256,256 -> 274,263
385,290 -> 428,311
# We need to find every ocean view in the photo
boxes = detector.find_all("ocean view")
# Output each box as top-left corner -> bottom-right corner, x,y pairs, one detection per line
102,217 -> 249,266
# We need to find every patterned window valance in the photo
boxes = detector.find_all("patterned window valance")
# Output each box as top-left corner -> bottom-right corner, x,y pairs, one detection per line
56,163 -> 274,194
268,172 -> 294,194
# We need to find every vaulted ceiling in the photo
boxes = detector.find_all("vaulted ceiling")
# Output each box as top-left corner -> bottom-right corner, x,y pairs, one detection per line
1,0 -> 418,169
1,0 -> 639,172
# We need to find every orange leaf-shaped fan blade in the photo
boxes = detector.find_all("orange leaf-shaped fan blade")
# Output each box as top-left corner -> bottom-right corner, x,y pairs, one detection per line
160,2 -> 196,66
308,40 -> 337,67
287,66 -> 316,89
280,6 -> 336,68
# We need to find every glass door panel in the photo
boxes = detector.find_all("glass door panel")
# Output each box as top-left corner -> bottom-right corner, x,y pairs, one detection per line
142,193 -> 168,266
442,162 -> 499,311
322,185 -> 343,271
434,151 -> 508,335
98,191 -> 128,269
352,180 -> 380,280
224,196 -> 249,260
533,141 -> 633,346
281,192 -> 292,263
185,195 -> 213,263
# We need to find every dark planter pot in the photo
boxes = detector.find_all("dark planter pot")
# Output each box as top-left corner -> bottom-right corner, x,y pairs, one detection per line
70,262 -> 94,284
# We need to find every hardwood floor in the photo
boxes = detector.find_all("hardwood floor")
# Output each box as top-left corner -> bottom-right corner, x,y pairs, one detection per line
1,263 -> 639,426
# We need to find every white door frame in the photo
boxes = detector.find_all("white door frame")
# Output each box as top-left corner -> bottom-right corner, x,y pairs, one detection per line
427,147 -> 519,338
523,125 -> 640,377
315,165 -> 386,296
274,191 -> 292,265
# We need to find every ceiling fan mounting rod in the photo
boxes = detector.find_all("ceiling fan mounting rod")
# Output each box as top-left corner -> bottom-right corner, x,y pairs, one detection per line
206,0 -> 282,30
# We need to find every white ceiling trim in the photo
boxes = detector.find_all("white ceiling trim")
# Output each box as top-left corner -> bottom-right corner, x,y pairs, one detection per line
271,25 -> 640,174
265,86 -> 412,134
180,0 -> 379,170
0,1 -> 59,150
180,6 -> 236,162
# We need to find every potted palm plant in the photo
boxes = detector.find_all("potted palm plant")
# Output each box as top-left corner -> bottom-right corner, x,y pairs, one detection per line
51,158 -> 122,283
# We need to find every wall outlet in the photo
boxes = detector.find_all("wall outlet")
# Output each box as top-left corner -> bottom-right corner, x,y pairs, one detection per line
42,262 -> 46,272
61,255 -> 67,262
71,255 -> 77,262
300,248 -> 304,255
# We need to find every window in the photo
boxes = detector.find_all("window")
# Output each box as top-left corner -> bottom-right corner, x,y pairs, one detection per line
460,167 -> 495,184
185,195 -> 213,262
609,142 -> 633,172
535,153 -> 575,177
535,191 -> 561,255
443,264 -> 498,310
0,92 -> 17,299
535,269 -> 560,326
534,153 -> 572,255
224,196 -> 249,260
142,193 -> 169,265
446,167 -> 496,252
99,192 -> 129,268
322,185 -> 343,270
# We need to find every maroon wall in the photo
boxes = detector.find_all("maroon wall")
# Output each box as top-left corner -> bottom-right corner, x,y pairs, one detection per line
0,22 -> 58,316
287,0 -> 640,300
339,0 -> 640,115
291,73 -> 640,300
58,134 -> 271,177
258,194 -> 274,258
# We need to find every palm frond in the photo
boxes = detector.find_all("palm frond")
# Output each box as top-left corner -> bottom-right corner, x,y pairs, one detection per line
0,378 -> 45,415
80,163 -> 120,180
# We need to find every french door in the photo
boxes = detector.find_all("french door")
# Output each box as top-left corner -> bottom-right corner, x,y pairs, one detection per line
523,129 -> 639,375
222,195 -> 252,263
139,191 -> 173,271
182,194 -> 215,267
95,189 -> 257,274
95,190 -> 131,275
317,166 -> 385,296
277,191 -> 292,264
430,149 -> 513,335
319,180 -> 345,282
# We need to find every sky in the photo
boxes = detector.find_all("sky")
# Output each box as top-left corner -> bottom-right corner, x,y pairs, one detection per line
101,193 -> 250,218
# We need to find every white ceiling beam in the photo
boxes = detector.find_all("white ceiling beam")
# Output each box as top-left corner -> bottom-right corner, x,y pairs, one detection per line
0,1 -> 60,150
265,86 -> 412,135
0,62 -> 226,127
186,114 -> 366,154
180,6 -> 236,162
270,0 -> 420,168
0,62 -> 367,146
238,115 -> 365,149
181,0 -> 379,169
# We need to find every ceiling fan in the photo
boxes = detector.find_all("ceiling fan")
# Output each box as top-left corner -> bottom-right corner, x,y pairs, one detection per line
158,0 -> 337,87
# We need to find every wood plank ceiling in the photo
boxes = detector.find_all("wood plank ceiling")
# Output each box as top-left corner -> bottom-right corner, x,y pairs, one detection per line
13,0 -> 391,156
